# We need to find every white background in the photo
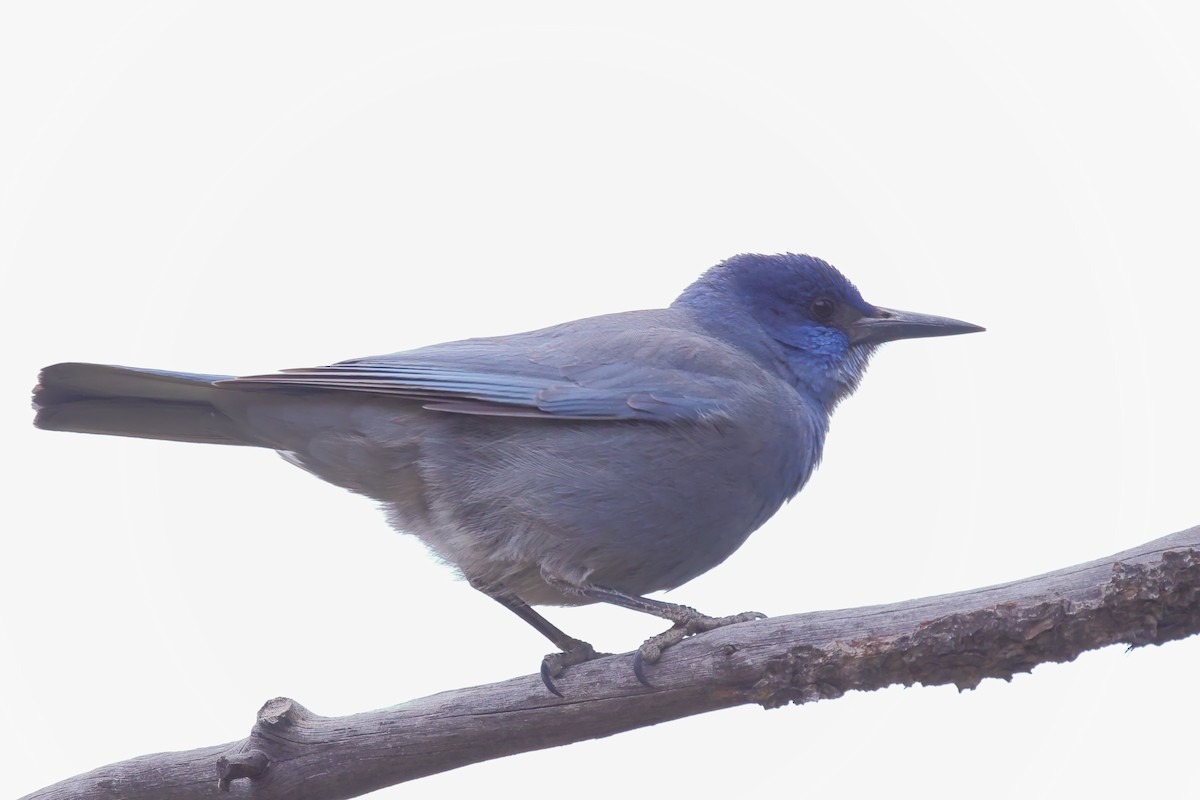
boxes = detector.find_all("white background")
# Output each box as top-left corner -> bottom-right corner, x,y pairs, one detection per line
3,3 -> 1198,798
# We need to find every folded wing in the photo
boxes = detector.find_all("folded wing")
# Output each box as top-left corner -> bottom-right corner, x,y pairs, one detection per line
223,339 -> 736,423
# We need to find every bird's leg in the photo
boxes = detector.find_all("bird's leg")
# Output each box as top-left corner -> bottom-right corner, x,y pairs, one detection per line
544,577 -> 765,687
472,580 -> 608,697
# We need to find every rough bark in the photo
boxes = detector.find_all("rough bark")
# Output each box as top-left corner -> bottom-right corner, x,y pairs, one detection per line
23,525 -> 1200,800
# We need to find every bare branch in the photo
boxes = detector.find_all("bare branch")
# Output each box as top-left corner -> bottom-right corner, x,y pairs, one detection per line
23,525 -> 1200,800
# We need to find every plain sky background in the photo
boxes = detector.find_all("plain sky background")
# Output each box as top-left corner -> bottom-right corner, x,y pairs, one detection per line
3,3 -> 1198,798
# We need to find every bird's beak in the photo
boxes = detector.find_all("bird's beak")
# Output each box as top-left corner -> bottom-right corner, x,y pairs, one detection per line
848,306 -> 985,345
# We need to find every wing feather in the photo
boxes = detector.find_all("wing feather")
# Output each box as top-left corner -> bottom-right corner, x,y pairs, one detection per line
219,317 -> 747,422
222,356 -> 732,422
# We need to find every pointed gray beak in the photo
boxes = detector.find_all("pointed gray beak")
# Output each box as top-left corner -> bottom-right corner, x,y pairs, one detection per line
848,306 -> 985,345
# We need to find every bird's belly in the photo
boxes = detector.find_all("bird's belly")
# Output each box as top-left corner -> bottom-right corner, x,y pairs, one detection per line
395,414 -> 814,606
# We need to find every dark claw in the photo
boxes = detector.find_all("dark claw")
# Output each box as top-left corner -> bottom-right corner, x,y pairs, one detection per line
632,650 -> 653,688
630,610 -> 766,688
540,660 -> 564,698
538,639 -> 606,697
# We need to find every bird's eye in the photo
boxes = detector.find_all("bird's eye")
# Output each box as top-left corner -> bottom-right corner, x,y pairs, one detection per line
810,297 -> 836,322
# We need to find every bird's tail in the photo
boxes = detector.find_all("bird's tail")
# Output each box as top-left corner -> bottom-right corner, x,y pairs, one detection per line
33,362 -> 254,446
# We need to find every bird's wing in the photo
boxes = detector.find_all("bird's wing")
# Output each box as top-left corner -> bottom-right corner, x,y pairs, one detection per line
220,330 -> 741,423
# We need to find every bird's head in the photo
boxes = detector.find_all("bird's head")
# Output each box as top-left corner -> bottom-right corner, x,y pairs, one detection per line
675,253 -> 983,411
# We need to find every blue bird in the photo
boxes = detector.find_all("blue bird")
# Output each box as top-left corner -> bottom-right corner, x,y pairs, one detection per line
33,253 -> 982,693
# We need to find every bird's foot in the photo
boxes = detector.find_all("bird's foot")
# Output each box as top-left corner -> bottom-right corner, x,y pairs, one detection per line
633,609 -> 766,687
540,638 -> 610,697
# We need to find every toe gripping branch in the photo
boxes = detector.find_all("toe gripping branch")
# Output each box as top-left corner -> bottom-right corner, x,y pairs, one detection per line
481,574 -> 765,696
540,578 -> 766,694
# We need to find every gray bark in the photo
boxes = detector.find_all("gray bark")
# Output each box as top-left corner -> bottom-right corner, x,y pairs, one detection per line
22,525 -> 1200,800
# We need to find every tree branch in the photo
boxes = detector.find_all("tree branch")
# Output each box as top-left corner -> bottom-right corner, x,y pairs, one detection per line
24,525 -> 1200,800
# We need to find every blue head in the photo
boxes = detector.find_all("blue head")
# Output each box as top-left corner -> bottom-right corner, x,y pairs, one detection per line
674,253 -> 983,411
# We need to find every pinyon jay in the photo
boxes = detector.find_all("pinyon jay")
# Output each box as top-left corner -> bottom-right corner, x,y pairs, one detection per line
33,253 -> 982,694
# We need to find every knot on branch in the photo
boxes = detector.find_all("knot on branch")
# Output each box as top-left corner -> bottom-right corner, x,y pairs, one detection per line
216,750 -> 269,791
256,696 -> 316,728
212,697 -> 319,790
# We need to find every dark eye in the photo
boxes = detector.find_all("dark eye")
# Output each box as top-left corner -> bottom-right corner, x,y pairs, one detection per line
810,297 -> 836,322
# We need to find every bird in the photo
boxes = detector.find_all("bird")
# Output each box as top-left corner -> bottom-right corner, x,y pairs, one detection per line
32,253 -> 982,694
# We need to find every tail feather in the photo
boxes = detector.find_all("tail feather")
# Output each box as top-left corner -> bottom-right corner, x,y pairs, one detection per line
33,362 -> 253,446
